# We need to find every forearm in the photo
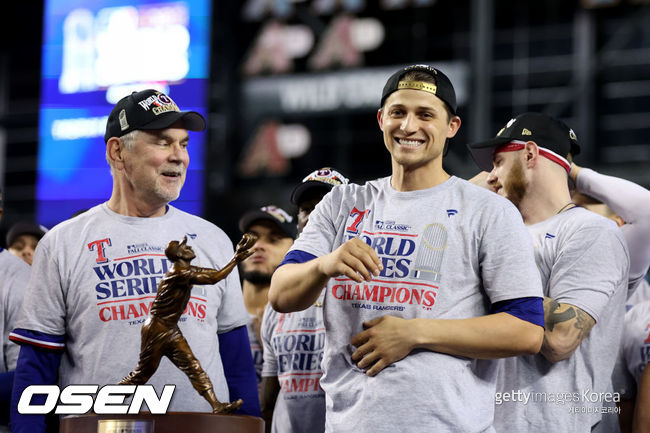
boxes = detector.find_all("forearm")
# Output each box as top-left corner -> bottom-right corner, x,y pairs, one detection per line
0,371 -> 13,404
468,171 -> 492,190
10,344 -> 62,433
190,264 -> 235,285
619,399 -> 635,433
269,262 -> 329,313
632,364 -> 650,433
412,313 -> 543,358
218,326 -> 261,417
260,376 -> 280,433
541,297 -> 595,363
575,167 -> 650,224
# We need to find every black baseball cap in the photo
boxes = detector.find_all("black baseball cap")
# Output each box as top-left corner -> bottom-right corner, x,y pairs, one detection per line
238,205 -> 298,239
290,167 -> 349,205
467,112 -> 581,173
381,64 -> 457,114
6,221 -> 48,248
104,89 -> 206,142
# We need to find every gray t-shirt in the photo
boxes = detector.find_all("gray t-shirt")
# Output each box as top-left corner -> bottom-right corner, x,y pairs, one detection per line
15,203 -> 249,412
261,291 -> 326,433
290,176 -> 543,433
627,278 -> 650,309
494,207 -> 629,432
0,249 -> 30,372
618,300 -> 650,392
246,313 -> 264,397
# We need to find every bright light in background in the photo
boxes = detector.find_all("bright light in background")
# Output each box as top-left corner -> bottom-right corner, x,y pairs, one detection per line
38,0 -> 211,228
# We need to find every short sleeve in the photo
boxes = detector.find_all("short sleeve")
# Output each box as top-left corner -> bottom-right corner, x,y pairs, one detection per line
478,202 -> 544,304
15,238 -> 67,336
548,226 -> 628,323
261,303 -> 279,377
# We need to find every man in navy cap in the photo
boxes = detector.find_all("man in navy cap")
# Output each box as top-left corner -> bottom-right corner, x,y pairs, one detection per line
237,205 -> 296,400
10,90 -> 259,432
6,221 -> 48,265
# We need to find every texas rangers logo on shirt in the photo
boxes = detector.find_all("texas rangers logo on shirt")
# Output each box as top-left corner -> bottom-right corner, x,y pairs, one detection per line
346,207 -> 370,234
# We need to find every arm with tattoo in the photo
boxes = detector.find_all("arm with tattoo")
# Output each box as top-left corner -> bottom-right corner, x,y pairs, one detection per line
540,297 -> 596,363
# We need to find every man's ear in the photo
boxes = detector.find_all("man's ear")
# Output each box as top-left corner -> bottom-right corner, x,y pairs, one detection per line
524,141 -> 540,168
446,115 -> 461,139
377,109 -> 384,131
106,137 -> 125,170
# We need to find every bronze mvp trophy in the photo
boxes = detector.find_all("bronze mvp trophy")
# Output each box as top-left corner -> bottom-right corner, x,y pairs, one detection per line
61,235 -> 264,433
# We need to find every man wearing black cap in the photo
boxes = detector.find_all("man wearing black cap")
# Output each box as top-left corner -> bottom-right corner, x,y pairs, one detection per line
269,65 -> 546,432
467,112 -> 629,432
0,188 -> 31,431
260,167 -> 349,433
6,221 -> 48,265
237,206 -> 296,397
10,90 -> 259,433
290,167 -> 349,233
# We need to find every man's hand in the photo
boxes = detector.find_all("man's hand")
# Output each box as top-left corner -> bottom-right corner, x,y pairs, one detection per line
317,238 -> 382,283
235,233 -> 258,262
569,162 -> 582,183
468,171 -> 492,190
350,315 -> 415,376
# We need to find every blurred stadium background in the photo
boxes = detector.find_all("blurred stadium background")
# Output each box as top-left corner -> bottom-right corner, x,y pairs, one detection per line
1,0 -> 649,244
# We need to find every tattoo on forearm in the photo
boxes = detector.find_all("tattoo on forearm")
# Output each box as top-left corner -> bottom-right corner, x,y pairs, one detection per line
573,309 -> 591,340
544,298 -> 576,332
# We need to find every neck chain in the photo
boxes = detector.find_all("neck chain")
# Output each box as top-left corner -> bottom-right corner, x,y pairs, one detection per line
556,201 -> 576,215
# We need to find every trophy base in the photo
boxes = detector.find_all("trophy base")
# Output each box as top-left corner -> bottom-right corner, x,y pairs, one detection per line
60,412 -> 264,433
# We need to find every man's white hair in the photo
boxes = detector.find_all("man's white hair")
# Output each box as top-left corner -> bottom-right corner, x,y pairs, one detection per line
106,130 -> 140,174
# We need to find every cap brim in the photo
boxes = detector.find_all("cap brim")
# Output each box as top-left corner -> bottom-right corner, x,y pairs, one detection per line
466,137 -> 511,172
141,111 -> 206,132
290,182 -> 333,205
238,211 -> 296,238
239,211 -> 271,233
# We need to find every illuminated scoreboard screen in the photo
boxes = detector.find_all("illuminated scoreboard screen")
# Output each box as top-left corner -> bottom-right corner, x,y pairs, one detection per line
37,0 -> 211,228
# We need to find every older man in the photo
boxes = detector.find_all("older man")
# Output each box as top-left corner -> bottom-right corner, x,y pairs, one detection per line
10,90 -> 259,432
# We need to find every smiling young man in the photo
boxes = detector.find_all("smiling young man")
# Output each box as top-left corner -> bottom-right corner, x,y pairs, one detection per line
467,112 -> 629,432
269,65 -> 545,432
9,90 -> 259,432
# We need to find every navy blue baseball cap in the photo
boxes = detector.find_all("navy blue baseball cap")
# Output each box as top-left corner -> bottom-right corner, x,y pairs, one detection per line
104,89 -> 206,142
238,205 -> 298,239
6,221 -> 48,248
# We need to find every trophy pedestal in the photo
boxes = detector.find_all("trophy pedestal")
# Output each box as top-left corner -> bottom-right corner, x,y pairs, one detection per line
60,412 -> 264,433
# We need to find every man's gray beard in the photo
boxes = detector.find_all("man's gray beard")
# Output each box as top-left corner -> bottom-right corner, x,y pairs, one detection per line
242,270 -> 272,286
